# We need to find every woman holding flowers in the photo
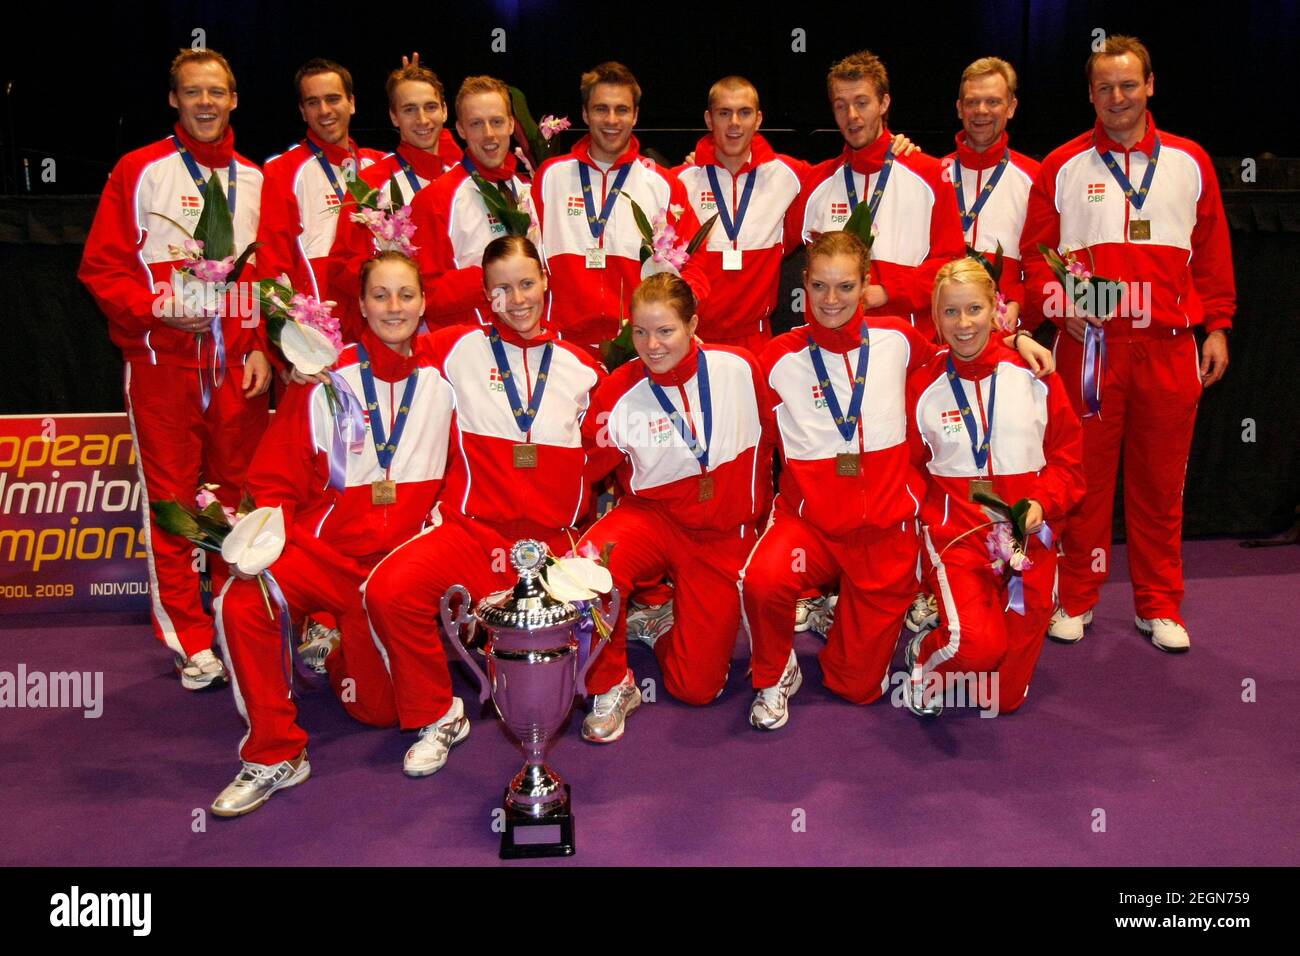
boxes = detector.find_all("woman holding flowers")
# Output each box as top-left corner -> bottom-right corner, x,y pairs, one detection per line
211,251 -> 457,816
574,273 -> 774,743
903,257 -> 1083,718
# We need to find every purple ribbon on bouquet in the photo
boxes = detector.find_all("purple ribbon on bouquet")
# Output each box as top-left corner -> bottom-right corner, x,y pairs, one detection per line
197,316 -> 228,413
1081,322 -> 1105,418
1004,523 -> 1054,616
572,599 -> 596,673
262,570 -> 323,694
323,372 -> 367,492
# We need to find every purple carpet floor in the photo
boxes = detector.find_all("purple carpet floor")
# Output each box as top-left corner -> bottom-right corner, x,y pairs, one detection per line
2,539 -> 1298,867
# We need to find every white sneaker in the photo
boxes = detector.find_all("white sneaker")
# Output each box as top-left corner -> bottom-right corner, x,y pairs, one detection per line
905,593 -> 939,633
749,650 -> 803,731
404,698 -> 471,777
176,648 -> 228,691
793,596 -> 823,633
581,670 -> 642,743
211,751 -> 310,817
298,621 -> 341,675
626,600 -> 674,650
1046,607 -> 1094,644
1135,616 -> 1190,653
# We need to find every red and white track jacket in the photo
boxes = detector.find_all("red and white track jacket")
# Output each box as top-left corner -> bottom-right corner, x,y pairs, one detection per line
760,307 -> 937,538
942,131 -> 1040,311
1020,116 -> 1236,335
907,340 -> 1083,552
583,343 -> 775,532
407,153 -> 532,330
673,135 -> 806,342
326,134 -> 463,339
246,328 -> 455,560
534,135 -> 709,350
256,130 -> 383,296
421,319 -> 603,531
793,129 -> 966,325
79,124 -> 265,368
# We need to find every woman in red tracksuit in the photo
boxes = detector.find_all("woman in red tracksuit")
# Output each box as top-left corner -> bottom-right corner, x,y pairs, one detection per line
741,232 -> 1055,731
212,251 -> 457,816
362,234 -> 605,768
576,273 -> 775,743
904,257 -> 1083,717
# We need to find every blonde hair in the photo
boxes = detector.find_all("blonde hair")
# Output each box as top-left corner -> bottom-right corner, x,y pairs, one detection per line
931,258 -> 997,317
707,75 -> 760,110
632,272 -> 696,324
959,56 -> 1018,98
455,75 -> 511,117
805,230 -> 871,280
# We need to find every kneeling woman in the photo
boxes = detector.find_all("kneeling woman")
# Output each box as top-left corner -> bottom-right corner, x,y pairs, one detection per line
363,235 -> 604,768
213,251 -> 456,816
576,273 -> 774,743
904,258 -> 1083,717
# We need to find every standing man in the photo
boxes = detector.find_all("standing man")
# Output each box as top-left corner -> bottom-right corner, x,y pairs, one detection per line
794,50 -> 966,328
534,61 -> 708,353
405,74 -> 533,329
257,58 -> 384,297
675,76 -> 806,356
79,49 -> 270,689
1020,35 -> 1234,650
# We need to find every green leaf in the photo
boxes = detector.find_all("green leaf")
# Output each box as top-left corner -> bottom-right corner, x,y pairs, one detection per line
388,176 -> 404,213
346,177 -> 380,210
1009,498 -> 1031,537
598,320 -> 639,372
508,85 -> 546,163
150,500 -> 200,539
971,488 -> 1013,520
228,240 -> 261,284
686,213 -> 719,256
843,201 -> 875,249
966,241 -> 1005,288
626,195 -> 653,243
195,173 -> 235,260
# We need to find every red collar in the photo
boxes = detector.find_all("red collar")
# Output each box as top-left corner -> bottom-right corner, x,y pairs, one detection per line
305,129 -> 358,166
955,130 -> 1009,170
644,342 -> 700,386
949,339 -> 1015,380
464,148 -> 518,182
396,140 -> 451,181
840,128 -> 893,174
488,314 -> 557,349
571,134 -> 642,170
172,122 -> 234,168
1093,114 -> 1158,155
436,129 -> 463,163
359,328 -> 418,382
805,308 -> 869,352
692,133 -> 775,175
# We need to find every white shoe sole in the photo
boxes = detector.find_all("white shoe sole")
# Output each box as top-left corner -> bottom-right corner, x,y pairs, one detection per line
581,691 -> 642,745
1135,619 -> 1190,654
750,667 -> 802,731
211,761 -> 311,818
180,669 -> 229,691
1047,610 -> 1093,645
404,719 -> 472,777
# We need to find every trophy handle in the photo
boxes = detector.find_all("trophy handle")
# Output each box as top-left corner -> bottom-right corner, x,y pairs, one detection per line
439,584 -> 491,704
574,586 -> 620,702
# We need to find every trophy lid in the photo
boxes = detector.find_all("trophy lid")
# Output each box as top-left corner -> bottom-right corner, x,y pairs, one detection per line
476,539 -> 582,631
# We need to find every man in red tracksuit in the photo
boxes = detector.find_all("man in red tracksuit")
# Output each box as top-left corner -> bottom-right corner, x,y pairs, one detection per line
327,62 -> 463,337
78,49 -> 270,690
534,61 -> 709,353
404,75 -> 533,330
674,76 -> 807,356
256,58 -> 384,298
792,50 -> 966,329
1020,35 -> 1234,651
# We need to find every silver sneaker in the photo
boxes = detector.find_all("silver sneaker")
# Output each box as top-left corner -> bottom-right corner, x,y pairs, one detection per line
626,600 -> 674,650
903,632 -> 942,718
905,593 -> 939,633
749,650 -> 803,730
581,670 -> 642,744
404,697 -> 471,777
176,648 -> 228,691
298,621 -> 341,675
211,752 -> 311,817
793,596 -> 823,633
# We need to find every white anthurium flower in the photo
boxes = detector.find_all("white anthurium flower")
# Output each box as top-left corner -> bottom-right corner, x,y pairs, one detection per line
640,256 -> 682,281
280,320 -> 338,376
220,506 -> 286,576
172,268 -> 221,317
540,556 -> 613,603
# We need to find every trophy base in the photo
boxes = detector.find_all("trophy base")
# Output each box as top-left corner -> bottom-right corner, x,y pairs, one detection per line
500,785 -> 575,859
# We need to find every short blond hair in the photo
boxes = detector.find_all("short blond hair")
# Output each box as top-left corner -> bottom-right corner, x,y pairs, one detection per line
931,257 -> 997,318
959,56 -> 1018,99
826,50 -> 889,101
707,75 -> 760,110
1087,34 -> 1153,83
455,75 -> 511,117
169,48 -> 236,93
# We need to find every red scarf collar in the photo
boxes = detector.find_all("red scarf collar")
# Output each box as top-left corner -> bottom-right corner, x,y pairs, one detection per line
488,313 -> 557,349
949,338 -> 1015,380
805,307 -> 870,353
396,140 -> 452,181
359,327 -> 418,382
692,133 -> 775,175
571,133 -> 642,170
1093,113 -> 1158,156
840,127 -> 893,175
172,122 -> 234,168
955,130 -> 1010,170
463,148 -> 518,183
644,341 -> 700,386
305,128 -> 358,166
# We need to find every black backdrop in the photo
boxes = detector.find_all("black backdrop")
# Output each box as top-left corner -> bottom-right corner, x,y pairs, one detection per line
2,0 -> 1298,537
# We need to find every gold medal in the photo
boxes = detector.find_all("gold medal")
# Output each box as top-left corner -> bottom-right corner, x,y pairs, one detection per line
836,453 -> 860,477
968,479 -> 994,502
371,479 -> 397,505
1129,219 -> 1151,241
513,443 -> 538,468
698,474 -> 715,501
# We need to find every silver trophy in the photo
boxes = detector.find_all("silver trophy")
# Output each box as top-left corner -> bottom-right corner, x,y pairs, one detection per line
440,539 -> 618,858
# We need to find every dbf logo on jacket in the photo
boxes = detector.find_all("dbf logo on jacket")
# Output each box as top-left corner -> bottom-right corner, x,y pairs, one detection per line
830,201 -> 850,224
699,190 -> 717,211
1087,182 -> 1106,203
566,195 -> 585,216
811,384 -> 828,409
181,195 -> 201,218
488,367 -> 506,392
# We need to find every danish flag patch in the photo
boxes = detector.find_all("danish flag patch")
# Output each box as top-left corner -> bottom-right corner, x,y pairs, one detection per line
1087,182 -> 1106,203
488,367 -> 505,392
812,384 -> 827,409
325,193 -> 341,207
830,201 -> 850,223
650,416 -> 673,443
700,190 -> 716,209
567,195 -> 585,216
941,409 -> 964,435
180,195 -> 201,209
